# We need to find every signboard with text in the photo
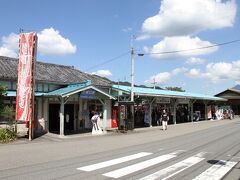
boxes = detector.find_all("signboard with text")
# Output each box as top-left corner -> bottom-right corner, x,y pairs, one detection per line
155,97 -> 170,104
16,32 -> 37,123
80,89 -> 96,99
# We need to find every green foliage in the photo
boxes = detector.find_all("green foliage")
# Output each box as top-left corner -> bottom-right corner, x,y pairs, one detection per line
0,128 -> 16,143
0,85 -> 16,143
0,85 -> 7,111
1,105 -> 15,129
165,86 -> 185,92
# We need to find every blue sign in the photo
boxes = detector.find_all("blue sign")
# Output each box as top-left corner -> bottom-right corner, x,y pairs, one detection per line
80,89 -> 96,99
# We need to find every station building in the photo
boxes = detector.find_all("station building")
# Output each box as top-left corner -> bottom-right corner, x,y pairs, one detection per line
0,56 -> 226,136
215,85 -> 240,115
0,56 -> 115,136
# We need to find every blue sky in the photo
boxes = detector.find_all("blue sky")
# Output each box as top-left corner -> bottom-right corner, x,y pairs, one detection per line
0,0 -> 239,95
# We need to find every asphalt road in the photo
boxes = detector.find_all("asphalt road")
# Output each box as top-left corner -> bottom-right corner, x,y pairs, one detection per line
0,119 -> 240,180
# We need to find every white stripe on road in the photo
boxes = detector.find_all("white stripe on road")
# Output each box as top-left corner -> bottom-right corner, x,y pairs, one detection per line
193,160 -> 238,180
139,153 -> 205,180
103,151 -> 180,178
77,152 -> 152,172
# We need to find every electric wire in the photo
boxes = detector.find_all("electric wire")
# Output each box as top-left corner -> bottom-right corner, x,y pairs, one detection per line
86,39 -> 240,71
85,50 -> 130,71
139,39 -> 240,56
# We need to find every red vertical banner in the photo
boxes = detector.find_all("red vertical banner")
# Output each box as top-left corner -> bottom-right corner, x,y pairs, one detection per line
111,107 -> 118,128
16,32 -> 37,128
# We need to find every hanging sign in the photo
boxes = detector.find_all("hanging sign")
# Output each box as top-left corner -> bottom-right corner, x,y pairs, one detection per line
178,98 -> 190,104
80,89 -> 96,99
155,97 -> 170,104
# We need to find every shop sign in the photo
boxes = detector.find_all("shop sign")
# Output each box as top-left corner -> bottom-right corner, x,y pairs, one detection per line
155,97 -> 170,104
178,98 -> 190,104
16,32 -> 37,122
80,89 -> 96,99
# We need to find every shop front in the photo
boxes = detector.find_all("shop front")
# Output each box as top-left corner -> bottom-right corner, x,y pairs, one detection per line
44,82 -> 115,136
111,85 -> 226,129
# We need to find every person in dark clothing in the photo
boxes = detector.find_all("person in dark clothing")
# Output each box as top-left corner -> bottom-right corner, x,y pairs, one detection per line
161,109 -> 169,130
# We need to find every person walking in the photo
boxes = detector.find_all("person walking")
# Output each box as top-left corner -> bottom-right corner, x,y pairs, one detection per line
161,109 -> 169,130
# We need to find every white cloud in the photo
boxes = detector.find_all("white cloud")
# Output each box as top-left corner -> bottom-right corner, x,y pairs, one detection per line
186,57 -> 205,65
0,33 -> 19,57
145,67 -> 187,85
139,0 -> 236,39
0,47 -> 18,58
185,60 -> 240,84
186,68 -> 202,78
172,67 -> 188,75
0,27 -> 77,58
91,70 -> 112,77
145,36 -> 218,59
38,28 -> 76,55
2,33 -> 19,51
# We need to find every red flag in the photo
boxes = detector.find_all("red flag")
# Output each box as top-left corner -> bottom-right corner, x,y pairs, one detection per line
16,32 -> 37,124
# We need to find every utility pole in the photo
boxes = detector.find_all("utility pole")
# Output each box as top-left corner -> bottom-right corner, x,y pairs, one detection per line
130,47 -> 134,102
130,35 -> 135,102
151,77 -> 156,89
130,36 -> 135,130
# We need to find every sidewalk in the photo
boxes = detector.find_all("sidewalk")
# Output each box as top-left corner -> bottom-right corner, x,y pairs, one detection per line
37,117 -> 239,141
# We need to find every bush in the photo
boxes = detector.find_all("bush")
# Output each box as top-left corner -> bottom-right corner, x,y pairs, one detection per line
1,105 -> 15,130
0,128 -> 16,143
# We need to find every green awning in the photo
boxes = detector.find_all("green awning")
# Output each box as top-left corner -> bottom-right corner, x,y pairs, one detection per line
45,81 -> 116,99
6,91 -> 45,97
112,85 -> 226,101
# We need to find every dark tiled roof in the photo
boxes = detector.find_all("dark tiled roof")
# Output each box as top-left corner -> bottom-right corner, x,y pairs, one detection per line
0,56 -> 111,87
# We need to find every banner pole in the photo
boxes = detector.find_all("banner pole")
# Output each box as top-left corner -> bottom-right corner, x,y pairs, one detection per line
28,117 -> 32,141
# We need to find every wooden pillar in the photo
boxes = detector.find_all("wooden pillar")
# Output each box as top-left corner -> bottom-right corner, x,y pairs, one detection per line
103,101 -> 107,133
173,99 -> 178,125
204,101 -> 208,120
78,98 -> 83,130
190,101 -> 194,122
43,98 -> 49,132
149,97 -> 155,127
149,103 -> 152,127
73,103 -> 77,131
60,98 -> 65,136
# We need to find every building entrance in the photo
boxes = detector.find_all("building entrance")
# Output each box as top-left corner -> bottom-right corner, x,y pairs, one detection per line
49,104 -> 74,134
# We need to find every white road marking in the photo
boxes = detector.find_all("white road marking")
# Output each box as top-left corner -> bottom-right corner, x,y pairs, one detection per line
139,153 -> 205,180
102,151 -> 180,178
193,160 -> 238,180
77,152 -> 152,172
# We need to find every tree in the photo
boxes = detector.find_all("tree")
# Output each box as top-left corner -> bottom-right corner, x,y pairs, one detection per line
0,85 -> 7,112
0,85 -> 16,143
1,105 -> 15,129
165,86 -> 185,92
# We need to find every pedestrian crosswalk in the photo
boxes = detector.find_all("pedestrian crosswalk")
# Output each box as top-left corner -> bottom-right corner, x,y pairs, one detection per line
139,152 -> 206,180
77,152 -> 152,172
77,150 -> 238,179
193,160 -> 238,180
103,151 -> 180,178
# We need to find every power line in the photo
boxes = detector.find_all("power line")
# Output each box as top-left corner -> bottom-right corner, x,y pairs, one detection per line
86,50 -> 130,71
138,39 -> 240,56
86,39 -> 240,71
